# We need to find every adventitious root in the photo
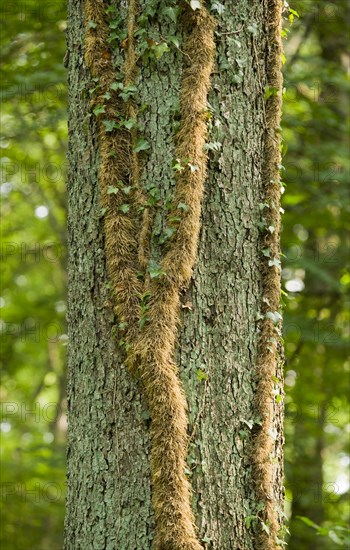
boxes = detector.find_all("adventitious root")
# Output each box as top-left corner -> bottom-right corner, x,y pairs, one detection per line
252,1 -> 284,548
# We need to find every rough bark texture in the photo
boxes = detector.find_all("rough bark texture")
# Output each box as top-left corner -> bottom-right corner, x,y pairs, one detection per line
65,1 -> 284,549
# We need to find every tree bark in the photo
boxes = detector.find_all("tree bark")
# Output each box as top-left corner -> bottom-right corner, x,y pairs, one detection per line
64,1 -> 284,549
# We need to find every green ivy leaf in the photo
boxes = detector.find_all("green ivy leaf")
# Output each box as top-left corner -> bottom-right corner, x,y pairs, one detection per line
107,186 -> 119,194
123,118 -> 137,130
119,204 -> 130,214
190,0 -> 201,10
93,105 -> 105,116
110,82 -> 124,91
196,368 -> 207,381
212,2 -> 225,15
264,86 -> 279,101
147,260 -> 166,279
134,138 -> 150,153
154,42 -> 169,59
103,120 -> 118,132
163,6 -> 180,22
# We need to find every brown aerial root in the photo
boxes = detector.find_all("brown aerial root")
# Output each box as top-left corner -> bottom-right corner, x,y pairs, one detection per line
252,0 -> 284,549
84,0 -> 143,344
83,0 -> 216,548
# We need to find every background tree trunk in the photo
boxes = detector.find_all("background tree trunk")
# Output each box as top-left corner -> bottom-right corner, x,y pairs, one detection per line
64,1 -> 284,548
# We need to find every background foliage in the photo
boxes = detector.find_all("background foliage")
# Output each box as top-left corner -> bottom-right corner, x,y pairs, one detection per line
0,1 -> 348,548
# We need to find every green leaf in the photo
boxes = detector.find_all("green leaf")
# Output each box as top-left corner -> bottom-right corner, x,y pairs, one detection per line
265,311 -> 283,325
147,260 -> 166,279
268,257 -> 281,268
264,86 -> 279,101
296,516 -> 320,530
154,42 -> 169,59
204,141 -> 222,151
190,0 -> 201,10
93,105 -> 106,116
141,410 -> 150,420
107,186 -> 119,194
169,35 -> 180,49
88,21 -> 97,29
110,81 -> 124,91
247,24 -> 258,36
211,2 -> 225,15
119,204 -> 130,214
172,158 -> 184,171
163,6 -> 180,22
123,118 -> 137,130
289,8 -> 299,17
196,368 -> 207,381
178,202 -> 189,211
133,138 -> 150,153
102,120 -> 118,132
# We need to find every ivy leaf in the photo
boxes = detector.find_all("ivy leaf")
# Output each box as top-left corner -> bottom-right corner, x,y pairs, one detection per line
211,2 -> 225,15
264,86 -> 279,100
262,247 -> 271,257
169,35 -> 180,49
134,138 -> 150,152
107,186 -> 119,194
154,42 -> 169,59
188,163 -> 199,172
163,6 -> 180,22
268,257 -> 281,268
123,118 -> 137,130
172,158 -> 184,172
88,20 -> 97,29
147,260 -> 166,279
190,0 -> 201,10
119,85 -> 137,101
178,202 -> 189,211
204,141 -> 222,152
119,204 -> 130,214
122,186 -> 132,195
159,226 -> 176,244
93,105 -> 105,116
247,24 -> 258,35
196,368 -> 207,381
265,311 -> 283,325
141,410 -> 150,420
110,82 -> 123,91
103,120 -> 118,132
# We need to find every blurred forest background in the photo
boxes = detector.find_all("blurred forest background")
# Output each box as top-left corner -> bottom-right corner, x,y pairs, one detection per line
0,1 -> 349,548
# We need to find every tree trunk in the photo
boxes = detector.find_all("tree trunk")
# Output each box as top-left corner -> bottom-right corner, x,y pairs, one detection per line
64,1 -> 284,549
